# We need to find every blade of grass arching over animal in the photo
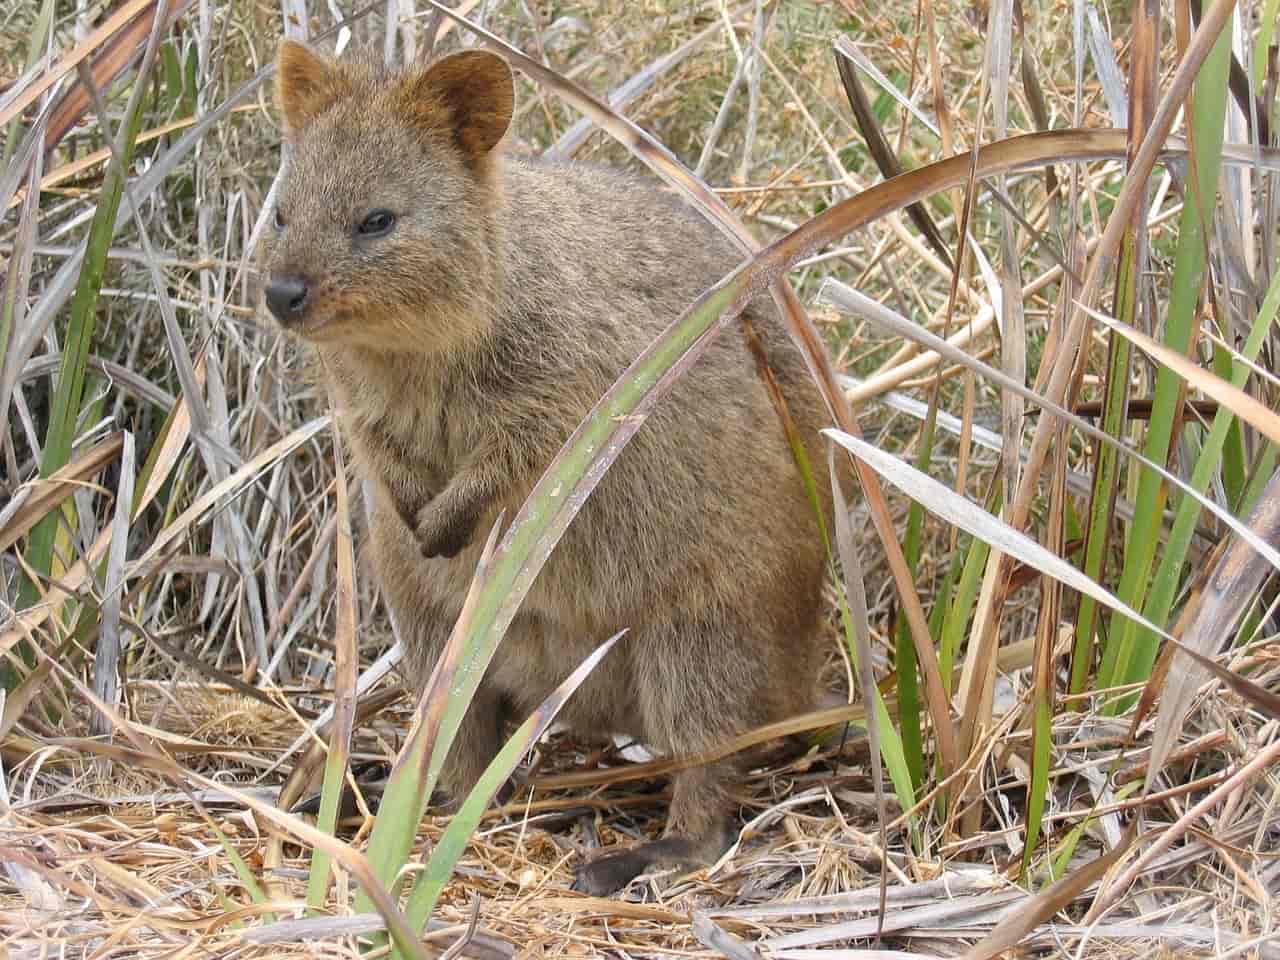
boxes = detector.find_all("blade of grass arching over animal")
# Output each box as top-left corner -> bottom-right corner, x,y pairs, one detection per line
1099,17 -> 1232,702
366,281 -> 760,921
828,447 -> 912,900
11,5 -> 166,686
305,413 -> 360,911
1131,267 -> 1280,690
398,634 -> 622,947
1072,0 -> 1160,701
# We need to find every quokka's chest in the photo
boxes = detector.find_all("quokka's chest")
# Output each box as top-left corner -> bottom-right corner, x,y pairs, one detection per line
341,383 -> 486,494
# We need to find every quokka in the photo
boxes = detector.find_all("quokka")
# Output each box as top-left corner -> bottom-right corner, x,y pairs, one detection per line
261,39 -> 835,894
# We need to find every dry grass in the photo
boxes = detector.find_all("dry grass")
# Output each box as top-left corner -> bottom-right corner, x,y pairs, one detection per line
3,0 -> 1279,957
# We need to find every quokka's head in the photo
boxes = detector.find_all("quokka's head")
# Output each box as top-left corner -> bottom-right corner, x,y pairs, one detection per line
259,41 -> 514,351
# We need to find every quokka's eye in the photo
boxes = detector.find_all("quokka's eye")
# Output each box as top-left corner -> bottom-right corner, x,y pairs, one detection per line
358,210 -> 396,237
273,205 -> 285,230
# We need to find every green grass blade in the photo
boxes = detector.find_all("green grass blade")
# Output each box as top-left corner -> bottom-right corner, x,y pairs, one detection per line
894,414 -> 936,790
1046,781 -> 1141,882
833,586 -> 917,827
829,448 -> 915,845
306,418 -> 360,910
939,488 -> 998,694
11,46 -> 155,684
209,820 -> 272,921
1098,22 -> 1230,701
1239,443 -> 1279,515
398,634 -> 620,948
353,522 -> 508,925
1069,246 -> 1136,700
1022,675 -> 1052,879
1133,265 -> 1280,675
1211,330 -> 1248,507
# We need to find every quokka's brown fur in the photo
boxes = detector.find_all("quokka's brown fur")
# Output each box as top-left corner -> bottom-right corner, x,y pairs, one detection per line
261,39 -> 836,894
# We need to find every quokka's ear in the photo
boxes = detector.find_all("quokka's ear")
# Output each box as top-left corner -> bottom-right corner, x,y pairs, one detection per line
402,50 -> 514,162
275,40 -> 348,133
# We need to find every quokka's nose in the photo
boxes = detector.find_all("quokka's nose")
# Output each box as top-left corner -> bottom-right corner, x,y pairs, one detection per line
265,275 -> 310,321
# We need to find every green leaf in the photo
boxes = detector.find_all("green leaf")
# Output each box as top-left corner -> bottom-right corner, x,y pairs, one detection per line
398,635 -> 619,948
13,31 -> 156,684
1098,22 -> 1231,703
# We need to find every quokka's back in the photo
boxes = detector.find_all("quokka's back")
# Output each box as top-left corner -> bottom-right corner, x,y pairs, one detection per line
260,39 -> 836,894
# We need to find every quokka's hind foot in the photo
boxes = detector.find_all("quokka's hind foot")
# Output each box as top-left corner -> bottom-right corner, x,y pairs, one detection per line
570,762 -> 737,896
571,831 -> 734,895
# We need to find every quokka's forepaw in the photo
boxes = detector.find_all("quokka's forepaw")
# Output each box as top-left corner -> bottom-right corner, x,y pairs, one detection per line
414,502 -> 477,558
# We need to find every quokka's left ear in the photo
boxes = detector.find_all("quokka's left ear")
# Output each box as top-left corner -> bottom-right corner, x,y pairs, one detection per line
396,50 -> 514,164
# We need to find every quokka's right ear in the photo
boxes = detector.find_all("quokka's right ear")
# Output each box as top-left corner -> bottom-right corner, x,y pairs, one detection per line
275,40 -> 348,133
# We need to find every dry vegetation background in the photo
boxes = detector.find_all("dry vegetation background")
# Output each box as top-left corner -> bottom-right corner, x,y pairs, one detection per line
2,0 -> 1279,957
